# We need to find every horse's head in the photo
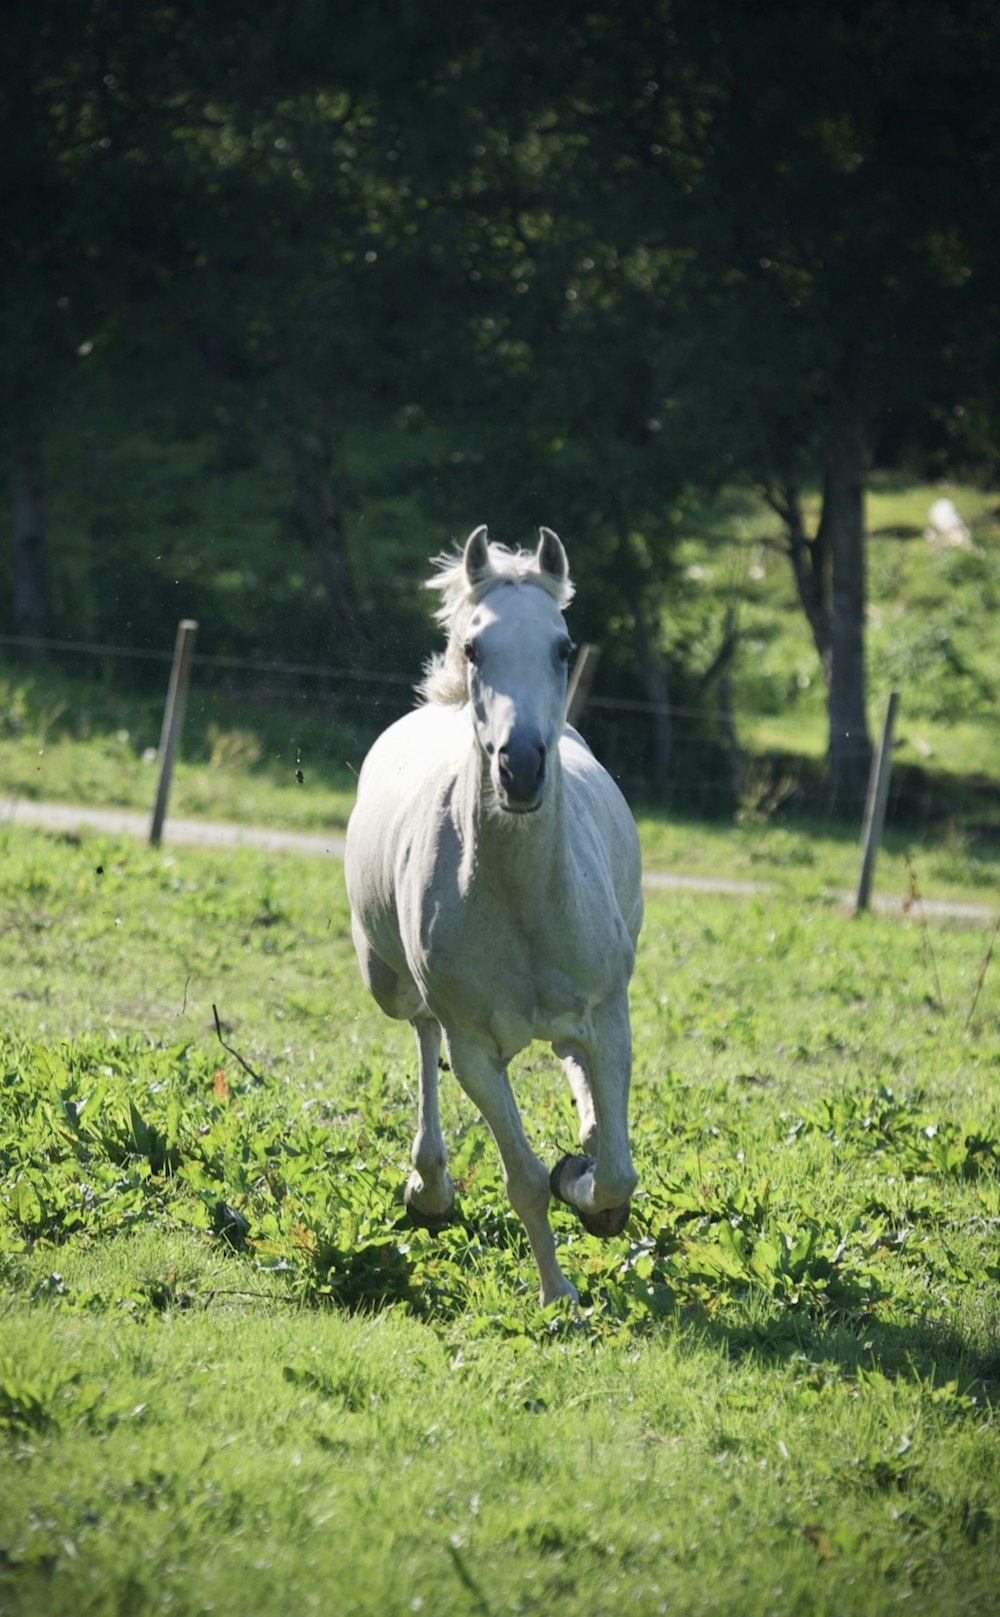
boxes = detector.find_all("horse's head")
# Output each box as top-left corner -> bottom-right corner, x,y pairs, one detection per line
456,525 -> 575,814
421,526 -> 576,814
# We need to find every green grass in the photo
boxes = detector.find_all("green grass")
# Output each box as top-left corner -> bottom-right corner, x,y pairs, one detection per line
0,660 -> 365,833
2,1298 -> 997,1617
634,810 -> 1000,909
1,825 -> 999,1615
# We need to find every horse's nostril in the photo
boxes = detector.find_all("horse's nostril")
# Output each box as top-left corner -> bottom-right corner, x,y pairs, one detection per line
498,739 -> 545,801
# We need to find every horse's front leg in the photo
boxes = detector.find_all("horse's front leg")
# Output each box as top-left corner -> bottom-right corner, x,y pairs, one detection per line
446,1030 -> 577,1308
551,998 -> 637,1239
558,1049 -> 599,1158
404,1015 -> 456,1230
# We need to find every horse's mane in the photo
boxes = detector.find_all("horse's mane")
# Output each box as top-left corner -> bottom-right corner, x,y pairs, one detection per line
419,541 -> 575,707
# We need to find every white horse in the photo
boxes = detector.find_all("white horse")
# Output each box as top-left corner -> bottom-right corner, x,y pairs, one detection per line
344,525 -> 643,1305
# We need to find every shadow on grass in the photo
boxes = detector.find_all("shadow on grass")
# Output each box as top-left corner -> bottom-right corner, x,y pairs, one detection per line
631,752 -> 1000,840
683,1298 -> 1000,1408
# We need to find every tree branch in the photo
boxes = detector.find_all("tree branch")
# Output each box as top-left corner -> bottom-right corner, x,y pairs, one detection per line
212,1004 -> 266,1085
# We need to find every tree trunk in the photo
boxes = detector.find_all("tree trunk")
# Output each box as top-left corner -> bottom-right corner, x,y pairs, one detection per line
819,351 -> 872,813
772,478 -> 831,688
11,423 -> 50,636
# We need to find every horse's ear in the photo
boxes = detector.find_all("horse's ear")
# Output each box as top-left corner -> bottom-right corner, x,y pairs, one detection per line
463,525 -> 491,586
537,526 -> 568,584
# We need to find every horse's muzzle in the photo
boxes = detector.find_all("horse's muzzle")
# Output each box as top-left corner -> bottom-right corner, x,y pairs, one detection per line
497,737 -> 546,812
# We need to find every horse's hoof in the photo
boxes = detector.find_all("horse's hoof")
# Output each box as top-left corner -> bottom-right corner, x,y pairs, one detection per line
403,1182 -> 455,1231
549,1153 -> 593,1204
549,1155 -> 631,1239
576,1200 -> 631,1239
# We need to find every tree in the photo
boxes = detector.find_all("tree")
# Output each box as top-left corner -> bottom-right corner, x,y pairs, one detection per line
0,0 -> 237,637
415,0 -> 1000,808
7,0 -> 997,817
1,0 -> 93,634
333,5 -> 728,789
1,2 -> 448,658
558,0 -> 1000,808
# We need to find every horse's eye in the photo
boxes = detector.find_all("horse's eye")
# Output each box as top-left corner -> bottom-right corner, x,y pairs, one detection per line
463,639 -> 478,664
558,637 -> 576,663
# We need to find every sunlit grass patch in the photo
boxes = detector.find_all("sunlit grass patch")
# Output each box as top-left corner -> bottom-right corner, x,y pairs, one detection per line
1,827 -> 999,1615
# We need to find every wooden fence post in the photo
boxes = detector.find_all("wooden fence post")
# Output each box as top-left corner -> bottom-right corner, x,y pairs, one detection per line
566,643 -> 600,728
855,689 -> 900,914
150,619 -> 198,847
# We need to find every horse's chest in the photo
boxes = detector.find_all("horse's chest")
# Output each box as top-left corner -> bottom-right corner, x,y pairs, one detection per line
413,897 -> 612,1057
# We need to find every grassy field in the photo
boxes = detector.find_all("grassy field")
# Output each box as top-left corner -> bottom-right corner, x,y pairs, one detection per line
1,824 -> 999,1616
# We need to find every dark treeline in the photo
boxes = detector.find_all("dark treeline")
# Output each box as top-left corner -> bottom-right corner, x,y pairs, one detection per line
3,0 -> 999,810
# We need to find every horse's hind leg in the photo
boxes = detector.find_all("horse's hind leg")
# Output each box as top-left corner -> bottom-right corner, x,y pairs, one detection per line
349,919 -> 455,1230
404,1016 -> 456,1230
351,915 -> 422,1020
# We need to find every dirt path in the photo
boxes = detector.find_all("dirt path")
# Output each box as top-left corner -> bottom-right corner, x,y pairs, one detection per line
1,796 -> 348,858
1,795 -> 992,922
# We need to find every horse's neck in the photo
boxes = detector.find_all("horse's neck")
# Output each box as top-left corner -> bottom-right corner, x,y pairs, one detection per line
456,742 -> 568,894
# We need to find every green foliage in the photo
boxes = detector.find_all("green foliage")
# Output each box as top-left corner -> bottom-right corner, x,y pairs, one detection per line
609,1084 -> 999,1326
0,656 -> 362,830
7,0 -> 1000,806
646,476 -> 1000,817
0,1357 -> 111,1440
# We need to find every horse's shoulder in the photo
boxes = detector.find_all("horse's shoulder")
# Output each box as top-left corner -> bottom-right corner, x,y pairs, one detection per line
369,700 -> 458,751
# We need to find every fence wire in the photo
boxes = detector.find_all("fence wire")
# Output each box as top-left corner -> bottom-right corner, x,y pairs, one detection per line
1,630 -> 996,830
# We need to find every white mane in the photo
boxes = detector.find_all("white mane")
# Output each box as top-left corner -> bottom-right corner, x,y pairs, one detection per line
418,541 -> 575,706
